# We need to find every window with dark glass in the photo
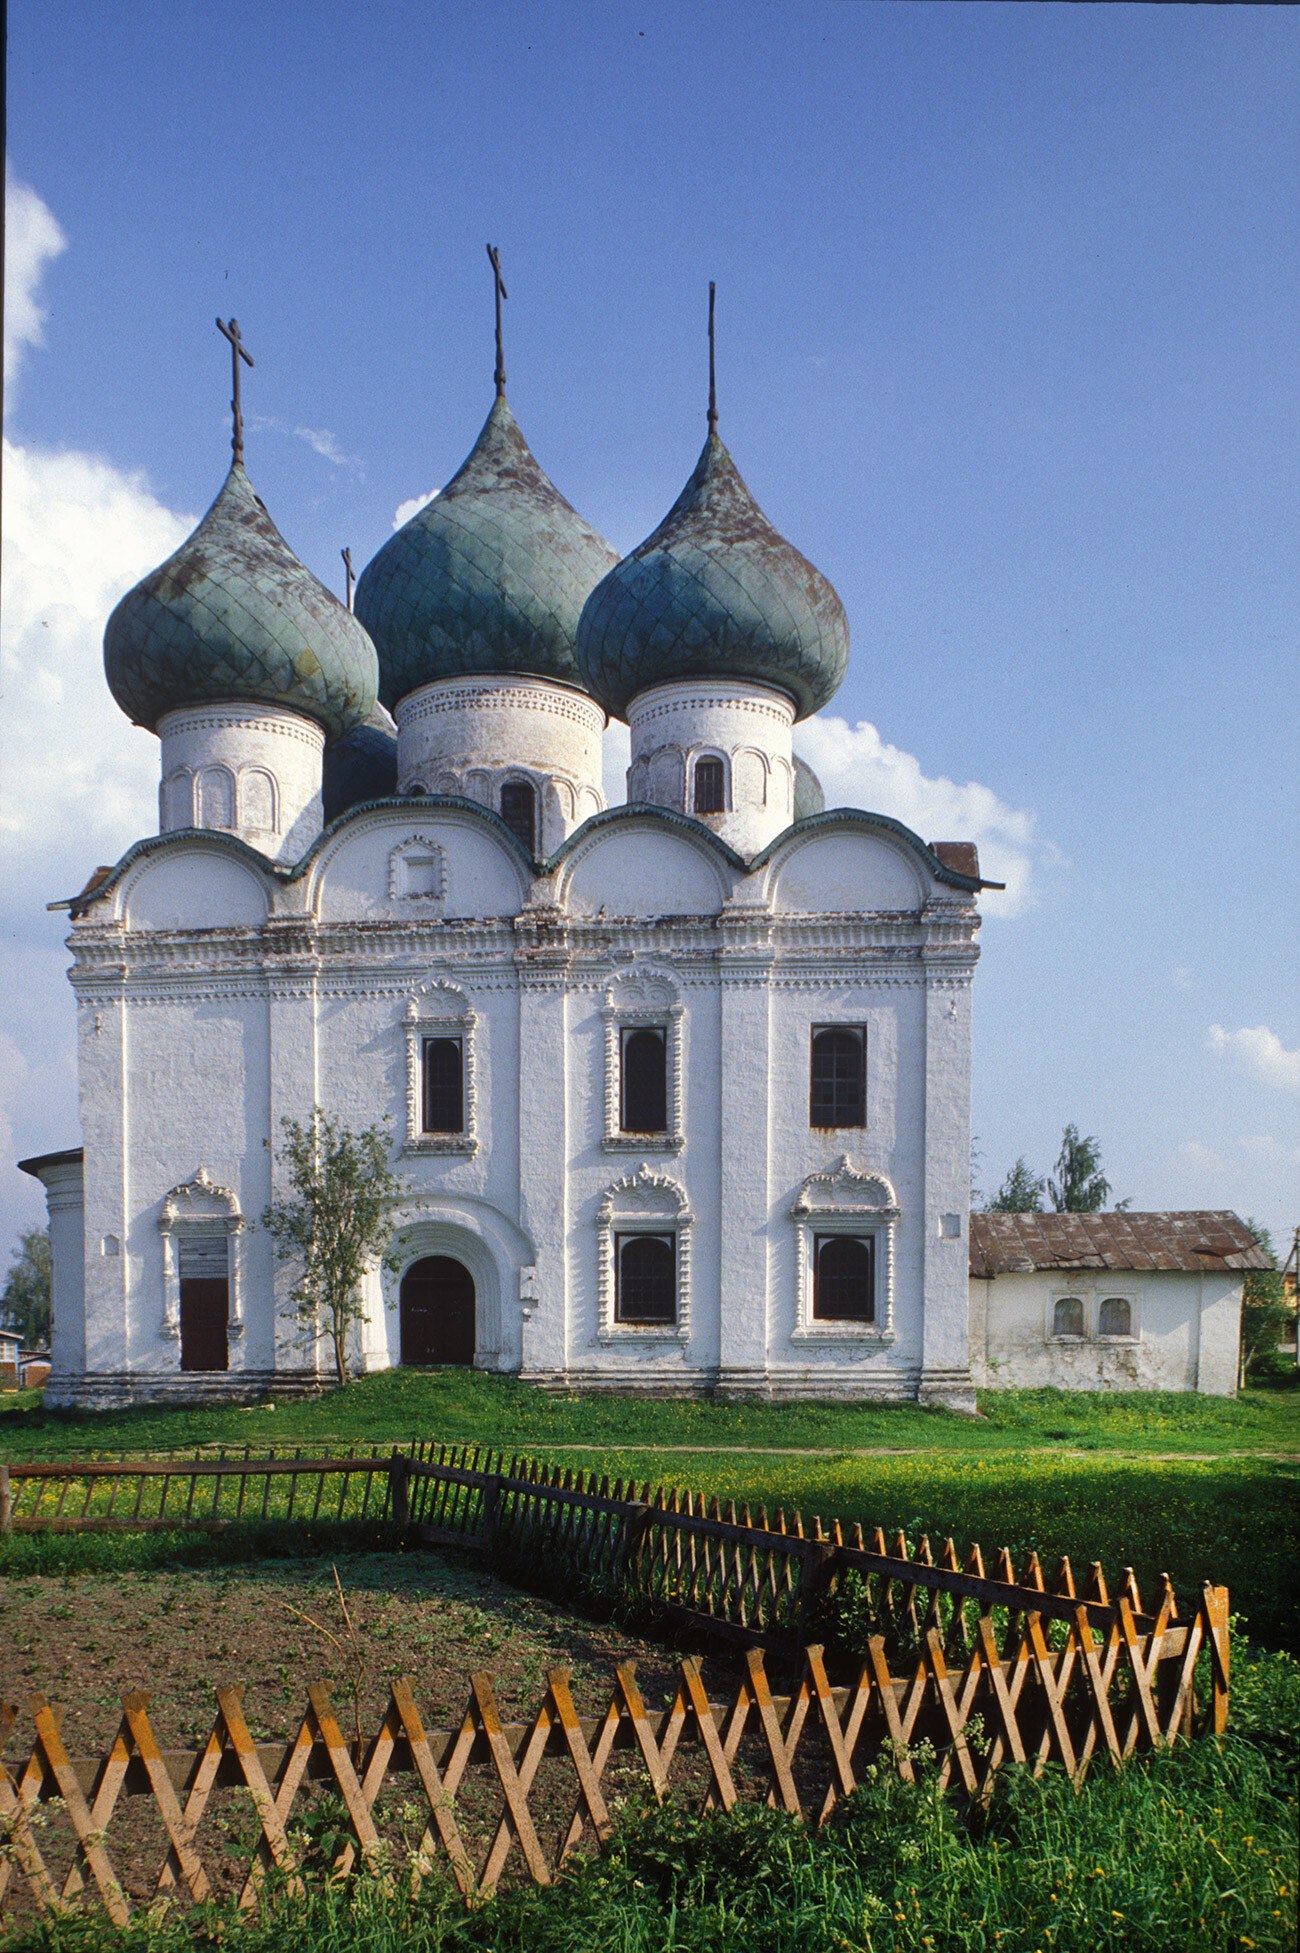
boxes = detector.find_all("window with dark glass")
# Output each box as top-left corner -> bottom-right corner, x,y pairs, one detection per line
809,1026 -> 866,1128
1053,1296 -> 1085,1339
621,1027 -> 668,1133
499,780 -> 536,853
615,1233 -> 676,1325
1098,1296 -> 1131,1338
422,1036 -> 464,1134
812,1234 -> 875,1322
694,757 -> 725,814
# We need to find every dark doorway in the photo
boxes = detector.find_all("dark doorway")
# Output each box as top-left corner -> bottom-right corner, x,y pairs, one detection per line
180,1280 -> 229,1371
400,1256 -> 476,1366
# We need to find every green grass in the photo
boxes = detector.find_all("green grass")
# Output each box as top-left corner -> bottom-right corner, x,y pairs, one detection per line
4,1642 -> 1295,1952
3,1370 -> 1297,1462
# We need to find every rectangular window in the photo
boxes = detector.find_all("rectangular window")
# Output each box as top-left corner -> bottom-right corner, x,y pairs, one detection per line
812,1234 -> 875,1322
809,1025 -> 866,1128
615,1232 -> 677,1325
620,1026 -> 668,1133
422,1035 -> 464,1133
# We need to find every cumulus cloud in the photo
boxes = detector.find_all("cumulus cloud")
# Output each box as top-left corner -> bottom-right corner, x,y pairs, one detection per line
1208,1025 -> 1300,1094
293,424 -> 363,472
4,165 -> 67,393
795,715 -> 1044,915
393,488 -> 438,529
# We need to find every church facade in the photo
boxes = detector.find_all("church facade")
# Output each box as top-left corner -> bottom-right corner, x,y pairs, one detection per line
23,308 -> 992,1411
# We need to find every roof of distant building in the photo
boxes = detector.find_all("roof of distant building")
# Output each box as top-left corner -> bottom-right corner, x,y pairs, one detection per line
969,1210 -> 1273,1278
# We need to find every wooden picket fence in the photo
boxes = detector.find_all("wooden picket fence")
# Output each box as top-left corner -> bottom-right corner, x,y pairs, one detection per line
0,1586 -> 1230,1925
0,1447 -> 400,1534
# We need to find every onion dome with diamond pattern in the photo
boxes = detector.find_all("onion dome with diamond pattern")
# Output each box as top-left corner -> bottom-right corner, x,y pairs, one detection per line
103,462 -> 379,740
354,396 -> 620,711
575,432 -> 848,722
322,703 -> 399,824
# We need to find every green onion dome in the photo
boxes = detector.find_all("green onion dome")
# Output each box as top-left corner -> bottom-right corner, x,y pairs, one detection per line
575,432 -> 848,722
103,462 -> 379,741
323,705 -> 399,824
354,396 -> 620,711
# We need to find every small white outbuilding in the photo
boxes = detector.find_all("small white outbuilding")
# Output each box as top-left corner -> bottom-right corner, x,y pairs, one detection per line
968,1210 -> 1270,1396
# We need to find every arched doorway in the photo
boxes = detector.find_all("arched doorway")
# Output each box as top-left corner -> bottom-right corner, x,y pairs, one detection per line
399,1256 -> 476,1366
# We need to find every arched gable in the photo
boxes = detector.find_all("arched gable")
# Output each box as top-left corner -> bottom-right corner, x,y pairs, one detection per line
118,837 -> 272,930
552,809 -> 739,919
302,800 -> 532,922
753,812 -> 968,914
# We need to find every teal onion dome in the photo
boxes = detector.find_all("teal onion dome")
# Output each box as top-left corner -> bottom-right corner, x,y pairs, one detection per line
104,463 -> 379,741
575,432 -> 848,722
323,705 -> 399,824
354,396 -> 620,711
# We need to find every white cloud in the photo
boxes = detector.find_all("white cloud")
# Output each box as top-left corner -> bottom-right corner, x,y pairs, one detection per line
393,488 -> 438,529
4,166 -> 67,393
293,425 -> 363,472
794,715 -> 1044,915
1207,1025 -> 1300,1094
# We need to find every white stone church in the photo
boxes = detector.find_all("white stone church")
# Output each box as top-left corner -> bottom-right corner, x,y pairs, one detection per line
22,311 -> 1002,1412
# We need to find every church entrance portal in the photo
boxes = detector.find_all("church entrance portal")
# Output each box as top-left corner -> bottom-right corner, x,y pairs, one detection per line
400,1256 -> 476,1366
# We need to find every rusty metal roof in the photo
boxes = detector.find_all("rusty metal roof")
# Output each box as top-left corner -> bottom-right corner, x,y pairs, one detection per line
575,431 -> 849,723
969,1210 -> 1273,1278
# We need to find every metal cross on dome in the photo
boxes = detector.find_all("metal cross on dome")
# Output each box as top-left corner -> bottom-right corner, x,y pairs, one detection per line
486,243 -> 508,398
707,281 -> 719,435
216,317 -> 255,463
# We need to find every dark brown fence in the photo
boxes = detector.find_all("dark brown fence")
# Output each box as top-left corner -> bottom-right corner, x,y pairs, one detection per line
0,1448 -> 398,1533
0,1598 -> 1230,1925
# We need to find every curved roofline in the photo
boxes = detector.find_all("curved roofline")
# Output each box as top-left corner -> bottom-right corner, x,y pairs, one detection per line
289,792 -> 542,880
749,808 -> 985,891
52,827 -> 286,916
544,802 -> 749,876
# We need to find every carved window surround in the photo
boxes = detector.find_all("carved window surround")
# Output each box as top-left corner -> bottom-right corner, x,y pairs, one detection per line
158,1167 -> 244,1344
601,964 -> 684,1152
403,981 -> 478,1155
789,1157 -> 898,1345
389,835 -> 446,904
596,1163 -> 692,1345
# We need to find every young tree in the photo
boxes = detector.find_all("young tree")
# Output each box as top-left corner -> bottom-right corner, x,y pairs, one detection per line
262,1112 -> 400,1389
1047,1125 -> 1119,1213
1238,1220 -> 1290,1387
2,1228 -> 52,1345
986,1158 -> 1046,1213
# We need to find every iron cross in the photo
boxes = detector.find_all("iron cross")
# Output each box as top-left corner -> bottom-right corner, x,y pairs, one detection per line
216,317 -> 255,463
486,243 -> 508,397
341,547 -> 355,611
707,282 -> 719,434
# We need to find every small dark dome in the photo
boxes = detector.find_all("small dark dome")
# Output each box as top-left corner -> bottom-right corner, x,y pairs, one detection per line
575,432 -> 848,722
355,396 -> 619,711
104,463 -> 378,741
792,756 -> 825,822
322,705 -> 399,824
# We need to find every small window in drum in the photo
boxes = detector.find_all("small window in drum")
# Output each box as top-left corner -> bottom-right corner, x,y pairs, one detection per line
694,757 -> 725,814
499,780 -> 536,853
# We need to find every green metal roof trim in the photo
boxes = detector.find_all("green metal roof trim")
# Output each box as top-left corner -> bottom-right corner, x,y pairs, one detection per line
299,792 -> 543,875
544,802 -> 749,876
354,396 -> 620,710
103,464 -> 379,741
748,809 -> 985,890
575,432 -> 849,722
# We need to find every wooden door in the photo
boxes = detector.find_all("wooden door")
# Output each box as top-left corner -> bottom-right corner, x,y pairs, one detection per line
180,1279 -> 229,1372
400,1257 -> 476,1366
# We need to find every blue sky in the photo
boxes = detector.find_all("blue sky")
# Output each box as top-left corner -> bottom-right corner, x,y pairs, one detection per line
3,1 -> 1297,1256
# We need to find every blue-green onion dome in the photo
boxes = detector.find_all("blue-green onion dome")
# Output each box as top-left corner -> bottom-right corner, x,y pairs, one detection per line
104,463 -> 379,741
323,704 -> 399,824
354,396 -> 620,711
575,432 -> 848,722
792,755 -> 825,822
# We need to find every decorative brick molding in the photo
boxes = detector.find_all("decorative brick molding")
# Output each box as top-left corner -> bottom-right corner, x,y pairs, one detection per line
402,980 -> 478,1155
601,962 -> 685,1152
789,1157 -> 898,1345
595,1163 -> 692,1346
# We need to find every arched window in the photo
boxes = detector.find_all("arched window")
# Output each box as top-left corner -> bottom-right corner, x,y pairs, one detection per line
422,1036 -> 464,1134
241,768 -> 277,832
499,780 -> 536,852
810,1026 -> 866,1128
694,756 -> 725,814
1098,1296 -> 1132,1338
615,1233 -> 676,1325
197,766 -> 234,829
621,1027 -> 668,1133
1053,1296 -> 1085,1339
813,1235 -> 875,1322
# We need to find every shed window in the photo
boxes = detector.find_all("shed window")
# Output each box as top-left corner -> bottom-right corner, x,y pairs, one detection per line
813,1235 -> 875,1322
810,1026 -> 866,1128
1053,1296 -> 1085,1339
1098,1296 -> 1132,1338
499,780 -> 536,853
621,1027 -> 668,1133
422,1036 -> 464,1134
615,1234 -> 676,1325
694,757 -> 725,815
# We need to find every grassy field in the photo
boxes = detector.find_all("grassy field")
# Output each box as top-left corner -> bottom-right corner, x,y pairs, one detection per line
2,1371 -> 1298,1460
